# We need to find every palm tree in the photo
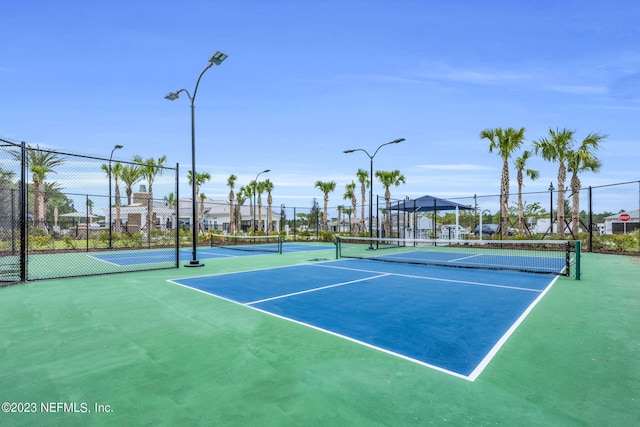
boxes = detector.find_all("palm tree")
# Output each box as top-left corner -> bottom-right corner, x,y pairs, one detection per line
337,205 -> 344,233
480,127 -> 526,239
86,198 -> 94,219
163,192 -> 176,231
375,170 -> 406,238
119,164 -> 142,206
567,133 -> 606,235
514,151 -> 539,234
226,174 -> 237,234
111,162 -> 124,233
533,128 -> 574,238
256,181 -> 266,232
343,207 -> 353,233
315,180 -> 336,232
25,145 -> 65,229
164,192 -> 176,207
264,179 -> 274,234
356,168 -> 369,232
101,162 -> 124,233
133,155 -> 167,241
343,181 -> 358,233
245,182 -> 255,232
43,182 -> 64,230
199,192 -> 207,232
42,181 -> 63,229
236,186 -> 248,233
187,170 -> 211,234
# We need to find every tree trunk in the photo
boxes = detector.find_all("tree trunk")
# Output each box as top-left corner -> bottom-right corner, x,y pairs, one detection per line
360,185 -> 367,232
115,184 -> 122,233
571,174 -> 581,236
557,163 -> 566,239
517,173 -> 525,234
501,160 -> 510,239
267,194 -> 273,234
229,192 -> 235,234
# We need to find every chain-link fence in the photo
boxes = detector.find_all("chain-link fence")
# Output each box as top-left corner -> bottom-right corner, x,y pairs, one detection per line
282,181 -> 639,255
376,183 -> 639,255
1,138 -> 179,285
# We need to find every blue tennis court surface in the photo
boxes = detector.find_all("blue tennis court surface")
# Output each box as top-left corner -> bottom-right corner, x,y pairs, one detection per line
91,248 -> 254,266
169,259 -> 558,380
366,249 -> 567,274
91,243 -> 335,266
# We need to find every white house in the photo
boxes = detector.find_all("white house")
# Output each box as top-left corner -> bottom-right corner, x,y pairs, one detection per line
602,210 -> 639,234
178,197 -> 282,233
105,191 -> 176,233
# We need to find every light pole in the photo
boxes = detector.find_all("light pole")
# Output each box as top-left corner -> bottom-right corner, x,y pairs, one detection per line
344,138 -> 404,249
548,182 -> 555,235
165,51 -> 228,267
108,144 -> 123,249
252,169 -> 270,233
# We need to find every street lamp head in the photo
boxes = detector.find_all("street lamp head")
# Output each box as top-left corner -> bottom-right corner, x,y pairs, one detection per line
209,51 -> 228,66
548,182 -> 555,191
263,169 -> 271,173
164,92 -> 180,101
390,138 -> 405,144
343,149 -> 356,154
114,144 -> 123,150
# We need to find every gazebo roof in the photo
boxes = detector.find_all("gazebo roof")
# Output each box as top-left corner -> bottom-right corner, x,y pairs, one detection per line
389,195 -> 473,212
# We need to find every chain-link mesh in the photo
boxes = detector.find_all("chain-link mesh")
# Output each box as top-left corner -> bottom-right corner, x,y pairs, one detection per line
1,137 -> 179,284
276,181 -> 638,256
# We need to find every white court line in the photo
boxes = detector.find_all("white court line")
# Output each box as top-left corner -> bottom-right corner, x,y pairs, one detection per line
167,276 -> 470,381
87,254 -> 121,266
168,261 -> 557,381
448,253 -> 484,262
313,262 -> 544,293
245,273 -> 391,305
467,274 -> 561,381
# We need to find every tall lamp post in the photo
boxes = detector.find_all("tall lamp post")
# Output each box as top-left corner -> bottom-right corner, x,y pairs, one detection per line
165,51 -> 228,267
108,144 -> 123,249
548,182 -> 555,235
343,138 -> 404,249
252,169 -> 270,233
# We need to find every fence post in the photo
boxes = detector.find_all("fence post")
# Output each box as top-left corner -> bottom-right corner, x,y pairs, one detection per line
588,186 -> 593,252
175,163 -> 180,268
575,240 -> 581,281
20,141 -> 27,281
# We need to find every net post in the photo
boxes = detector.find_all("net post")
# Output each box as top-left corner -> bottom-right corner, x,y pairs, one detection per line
575,240 -> 581,280
335,235 -> 340,260
279,235 -> 283,254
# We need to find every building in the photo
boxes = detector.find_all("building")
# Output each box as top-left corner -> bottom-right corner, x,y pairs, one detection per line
178,197 -> 282,234
602,210 -> 639,234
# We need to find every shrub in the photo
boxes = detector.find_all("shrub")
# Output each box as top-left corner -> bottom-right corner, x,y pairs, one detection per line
29,234 -> 53,249
591,232 -> 639,253
63,235 -> 76,249
319,231 -> 334,242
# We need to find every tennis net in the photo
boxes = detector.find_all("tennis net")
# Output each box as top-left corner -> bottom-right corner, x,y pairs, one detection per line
336,236 -> 579,277
211,235 -> 283,254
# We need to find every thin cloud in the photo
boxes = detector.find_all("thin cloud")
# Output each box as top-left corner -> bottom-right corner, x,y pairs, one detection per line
544,84 -> 608,95
416,164 -> 494,171
415,63 -> 532,85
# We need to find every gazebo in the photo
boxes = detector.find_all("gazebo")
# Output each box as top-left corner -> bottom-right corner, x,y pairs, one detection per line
388,195 -> 474,239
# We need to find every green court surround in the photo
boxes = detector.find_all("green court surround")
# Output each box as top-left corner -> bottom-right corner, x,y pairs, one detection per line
1,245 -> 638,425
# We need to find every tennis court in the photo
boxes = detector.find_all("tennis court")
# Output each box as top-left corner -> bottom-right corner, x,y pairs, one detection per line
89,241 -> 337,266
170,259 -> 557,380
1,244 -> 638,425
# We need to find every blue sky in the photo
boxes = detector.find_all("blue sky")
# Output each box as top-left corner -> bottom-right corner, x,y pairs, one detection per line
2,0 -> 639,213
